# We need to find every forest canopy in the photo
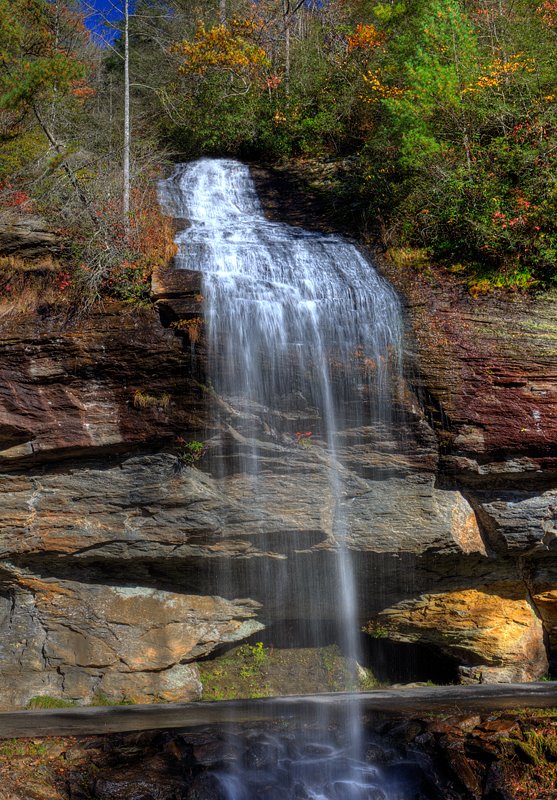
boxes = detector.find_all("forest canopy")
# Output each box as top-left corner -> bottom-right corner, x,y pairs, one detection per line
1,0 -> 557,302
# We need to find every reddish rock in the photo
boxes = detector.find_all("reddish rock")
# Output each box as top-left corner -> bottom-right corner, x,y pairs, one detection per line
0,302 -> 205,468
380,257 -> 557,479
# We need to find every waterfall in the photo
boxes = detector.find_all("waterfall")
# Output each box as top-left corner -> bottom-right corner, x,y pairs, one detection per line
160,158 -> 405,798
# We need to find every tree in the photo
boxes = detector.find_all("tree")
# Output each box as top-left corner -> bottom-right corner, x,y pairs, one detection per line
80,0 -> 132,225
0,0 -> 85,114
282,0 -> 306,93
0,0 -> 97,221
123,0 -> 130,224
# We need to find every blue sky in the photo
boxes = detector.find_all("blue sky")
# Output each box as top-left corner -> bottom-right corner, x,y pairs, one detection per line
81,0 -> 126,44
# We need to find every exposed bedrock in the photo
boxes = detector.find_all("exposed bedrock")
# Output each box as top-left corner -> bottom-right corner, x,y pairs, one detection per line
0,222 -> 556,705
0,301 -> 205,467
379,260 -> 557,482
0,445 -> 552,703
0,210 -> 60,262
0,575 -> 261,707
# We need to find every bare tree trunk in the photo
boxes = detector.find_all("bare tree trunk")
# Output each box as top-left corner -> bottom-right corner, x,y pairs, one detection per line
123,0 -> 131,230
219,0 -> 226,25
32,105 -> 98,228
283,0 -> 291,95
282,0 -> 305,96
50,0 -> 61,129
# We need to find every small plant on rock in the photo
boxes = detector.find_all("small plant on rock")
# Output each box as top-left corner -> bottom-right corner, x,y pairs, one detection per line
171,317 -> 204,344
133,389 -> 171,410
239,642 -> 268,679
176,437 -> 207,466
362,621 -> 390,639
90,692 -> 134,706
26,695 -> 77,709
295,431 -> 313,448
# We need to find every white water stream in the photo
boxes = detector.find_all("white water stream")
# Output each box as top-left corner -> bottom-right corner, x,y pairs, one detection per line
160,159 -> 406,798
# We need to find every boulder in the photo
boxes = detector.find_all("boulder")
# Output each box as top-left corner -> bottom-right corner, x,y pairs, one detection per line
0,574 -> 262,708
371,582 -> 548,682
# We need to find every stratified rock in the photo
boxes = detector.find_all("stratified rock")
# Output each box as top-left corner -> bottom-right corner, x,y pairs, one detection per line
0,574 -> 262,707
0,211 -> 59,260
0,302 -> 204,467
532,588 -> 557,656
0,446 -> 488,565
526,554 -> 557,666
473,489 -> 557,552
381,258 -> 557,480
372,582 -> 548,682
0,181 -> 555,705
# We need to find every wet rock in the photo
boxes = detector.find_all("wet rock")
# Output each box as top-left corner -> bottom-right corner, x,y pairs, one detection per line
293,783 -> 312,799
456,716 -> 482,734
476,719 -> 520,738
482,763 -> 514,800
91,770 -> 184,800
365,742 -> 395,764
384,719 -> 423,743
186,772 -> 228,800
243,740 -> 279,770
441,740 -> 483,798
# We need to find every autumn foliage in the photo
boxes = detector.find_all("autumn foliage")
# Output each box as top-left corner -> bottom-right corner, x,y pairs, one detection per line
174,19 -> 270,82
347,24 -> 384,55
3,0 -> 557,299
73,183 -> 177,306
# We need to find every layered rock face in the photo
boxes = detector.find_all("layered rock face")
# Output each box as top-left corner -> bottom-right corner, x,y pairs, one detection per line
0,181 -> 555,707
0,298 -> 265,705
376,258 -> 557,680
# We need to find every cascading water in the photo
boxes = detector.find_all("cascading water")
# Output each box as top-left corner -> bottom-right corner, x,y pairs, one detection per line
160,159 -> 407,799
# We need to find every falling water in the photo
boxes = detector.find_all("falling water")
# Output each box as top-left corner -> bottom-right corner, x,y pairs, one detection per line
160,159 -> 405,798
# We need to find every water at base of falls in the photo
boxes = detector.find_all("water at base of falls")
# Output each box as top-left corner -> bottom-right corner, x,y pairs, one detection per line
185,722 -> 434,800
160,159 -> 405,799
200,729 -> 421,800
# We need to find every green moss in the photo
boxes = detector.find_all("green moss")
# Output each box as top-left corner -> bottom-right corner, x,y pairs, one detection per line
388,247 -> 432,273
467,265 -> 537,296
200,642 -> 273,701
512,737 -> 545,766
362,621 -> 390,639
89,692 -> 134,707
509,707 -> 557,718
199,643 -> 373,701
0,738 -> 52,759
26,695 -> 78,709
319,644 -> 356,691
358,666 -> 382,691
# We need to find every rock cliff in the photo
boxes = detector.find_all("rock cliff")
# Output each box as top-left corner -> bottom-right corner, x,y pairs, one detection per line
378,255 -> 557,680
0,185 -> 555,708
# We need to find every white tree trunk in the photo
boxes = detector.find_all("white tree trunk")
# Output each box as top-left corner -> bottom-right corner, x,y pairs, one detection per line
283,0 -> 290,94
123,0 -> 131,228
219,0 -> 226,24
